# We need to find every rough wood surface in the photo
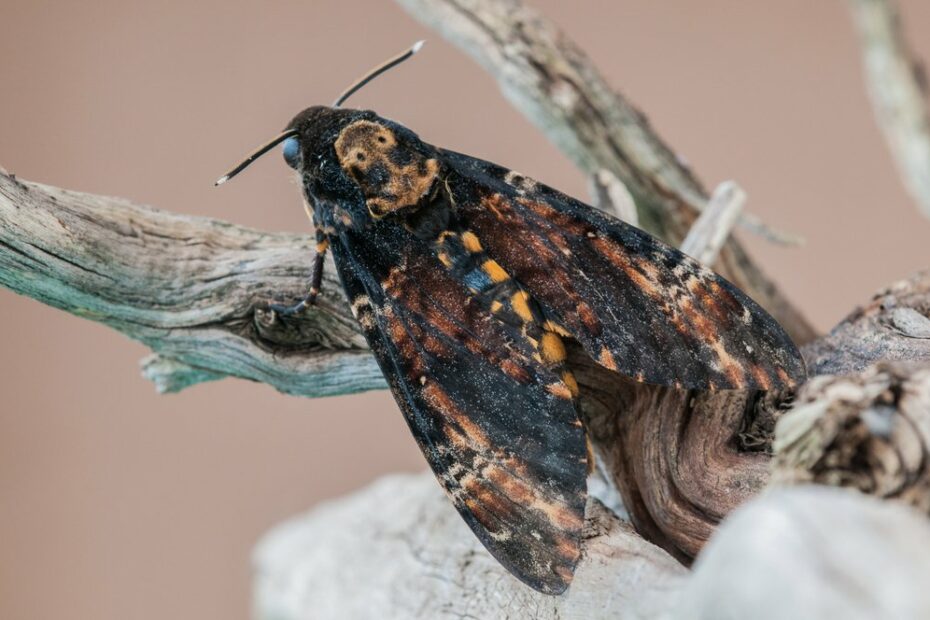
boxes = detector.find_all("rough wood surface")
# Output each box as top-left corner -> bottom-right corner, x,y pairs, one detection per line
253,477 -> 930,619
575,355 -> 774,562
0,173 -> 383,398
677,486 -> 930,620
576,270 -> 930,561
773,362 -> 930,514
395,0 -> 815,345
803,270 -> 930,376
782,271 -> 930,512
254,473 -> 688,620
849,0 -> 930,220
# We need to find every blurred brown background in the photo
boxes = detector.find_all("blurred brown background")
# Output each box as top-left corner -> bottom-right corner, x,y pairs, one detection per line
1,0 -> 929,618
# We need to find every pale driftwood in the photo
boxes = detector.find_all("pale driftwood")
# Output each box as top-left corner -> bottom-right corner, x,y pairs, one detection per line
0,173 -> 382,398
677,486 -> 930,620
253,472 -> 688,620
395,0 -> 815,345
849,0 -> 930,220
679,181 -> 746,265
253,479 -> 930,619
766,273 -> 930,518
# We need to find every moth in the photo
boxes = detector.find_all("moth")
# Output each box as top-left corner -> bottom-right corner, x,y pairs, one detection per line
217,42 -> 805,594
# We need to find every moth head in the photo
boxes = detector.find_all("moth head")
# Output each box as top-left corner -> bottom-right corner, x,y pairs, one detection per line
215,41 -> 425,191
283,106 -> 440,219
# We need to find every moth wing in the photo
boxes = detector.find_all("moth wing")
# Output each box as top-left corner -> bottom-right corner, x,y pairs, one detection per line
443,150 -> 805,390
329,221 -> 588,594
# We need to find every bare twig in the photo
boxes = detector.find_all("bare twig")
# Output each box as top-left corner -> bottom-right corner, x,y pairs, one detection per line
588,169 -> 639,225
737,210 -> 804,247
849,0 -> 930,220
680,181 -> 746,265
395,0 -> 816,344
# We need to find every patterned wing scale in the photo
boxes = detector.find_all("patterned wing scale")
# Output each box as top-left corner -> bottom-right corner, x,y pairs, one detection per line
442,149 -> 806,390
329,221 -> 588,594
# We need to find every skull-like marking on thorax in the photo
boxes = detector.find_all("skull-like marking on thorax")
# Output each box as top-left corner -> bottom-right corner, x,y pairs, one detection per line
334,120 -> 439,218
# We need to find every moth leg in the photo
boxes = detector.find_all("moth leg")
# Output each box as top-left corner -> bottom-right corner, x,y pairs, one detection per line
268,234 -> 329,317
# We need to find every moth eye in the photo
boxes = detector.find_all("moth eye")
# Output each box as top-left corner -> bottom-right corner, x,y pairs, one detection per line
282,136 -> 300,169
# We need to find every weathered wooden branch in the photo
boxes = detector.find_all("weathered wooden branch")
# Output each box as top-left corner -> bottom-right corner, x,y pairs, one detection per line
0,174 -> 382,398
395,0 -> 815,345
802,270 -> 930,376
576,269 -> 930,561
849,0 -> 930,220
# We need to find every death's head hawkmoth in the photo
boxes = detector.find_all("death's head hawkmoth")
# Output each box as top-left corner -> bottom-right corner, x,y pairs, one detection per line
217,42 -> 805,594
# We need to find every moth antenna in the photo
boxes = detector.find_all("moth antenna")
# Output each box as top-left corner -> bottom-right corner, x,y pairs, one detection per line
333,40 -> 425,108
216,41 -> 425,186
215,129 -> 299,186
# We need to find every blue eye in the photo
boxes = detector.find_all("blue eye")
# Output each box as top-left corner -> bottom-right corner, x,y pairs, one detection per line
282,136 -> 300,169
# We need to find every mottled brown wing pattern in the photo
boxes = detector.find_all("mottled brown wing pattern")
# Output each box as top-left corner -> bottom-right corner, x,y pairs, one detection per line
329,222 -> 588,594
441,150 -> 806,390
223,103 -> 808,596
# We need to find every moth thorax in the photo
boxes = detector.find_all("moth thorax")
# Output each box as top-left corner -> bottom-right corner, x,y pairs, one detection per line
334,120 -> 439,218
